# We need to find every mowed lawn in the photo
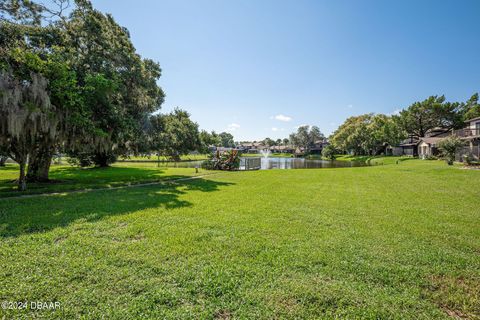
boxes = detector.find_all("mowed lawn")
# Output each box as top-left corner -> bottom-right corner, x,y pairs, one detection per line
0,162 -> 207,197
0,160 -> 479,319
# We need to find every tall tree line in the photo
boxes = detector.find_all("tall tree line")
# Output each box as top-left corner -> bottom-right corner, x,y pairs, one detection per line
330,94 -> 480,155
0,0 -> 200,190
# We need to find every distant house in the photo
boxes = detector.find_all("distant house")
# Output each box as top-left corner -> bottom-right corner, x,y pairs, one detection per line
294,147 -> 305,156
309,140 -> 329,155
269,145 -> 295,154
237,143 -> 252,152
415,118 -> 480,160
236,142 -> 266,153
391,136 -> 419,156
418,137 -> 446,158
455,117 -> 480,160
391,127 -> 451,157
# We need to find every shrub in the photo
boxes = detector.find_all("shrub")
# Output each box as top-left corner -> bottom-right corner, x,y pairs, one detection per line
462,154 -> 473,165
67,151 -> 117,167
321,145 -> 337,160
437,136 -> 465,165
203,150 -> 240,171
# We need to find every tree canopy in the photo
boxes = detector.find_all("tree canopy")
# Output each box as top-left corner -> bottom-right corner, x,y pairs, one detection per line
330,114 -> 404,155
218,132 -> 235,148
198,130 -> 220,154
149,108 -> 200,161
0,0 -> 165,189
395,95 -> 464,138
463,93 -> 480,120
289,125 -> 324,153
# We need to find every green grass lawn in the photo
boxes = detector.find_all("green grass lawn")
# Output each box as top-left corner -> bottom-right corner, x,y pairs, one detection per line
120,154 -> 209,161
0,163 -> 206,197
335,154 -> 415,165
0,160 -> 479,319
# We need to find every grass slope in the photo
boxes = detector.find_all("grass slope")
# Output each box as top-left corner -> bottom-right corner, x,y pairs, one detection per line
334,155 -> 414,165
0,161 -> 479,319
0,163 -> 205,197
120,154 -> 210,161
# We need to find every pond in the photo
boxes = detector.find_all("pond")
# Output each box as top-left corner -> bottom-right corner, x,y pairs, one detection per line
253,157 -> 368,170
150,157 -> 368,170
123,157 -> 370,170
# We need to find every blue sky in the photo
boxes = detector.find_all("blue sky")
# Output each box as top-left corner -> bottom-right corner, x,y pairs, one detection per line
92,0 -> 480,141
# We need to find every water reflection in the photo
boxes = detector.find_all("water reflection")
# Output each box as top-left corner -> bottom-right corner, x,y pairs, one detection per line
129,157 -> 369,170
258,157 -> 368,170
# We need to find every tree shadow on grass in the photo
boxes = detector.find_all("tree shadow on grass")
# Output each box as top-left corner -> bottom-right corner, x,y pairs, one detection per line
0,165 -> 205,197
0,176 -> 234,238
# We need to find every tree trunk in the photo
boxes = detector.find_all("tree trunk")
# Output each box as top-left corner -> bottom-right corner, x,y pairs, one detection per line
19,160 -> 27,191
27,143 -> 54,182
94,152 -> 113,167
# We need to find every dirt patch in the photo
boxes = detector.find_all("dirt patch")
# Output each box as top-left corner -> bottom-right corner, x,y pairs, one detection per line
424,274 -> 480,319
214,309 -> 232,319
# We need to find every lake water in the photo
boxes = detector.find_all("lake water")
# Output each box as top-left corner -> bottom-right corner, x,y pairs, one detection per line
128,157 -> 369,170
255,157 -> 368,170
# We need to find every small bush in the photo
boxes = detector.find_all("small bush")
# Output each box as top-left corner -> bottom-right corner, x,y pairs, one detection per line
67,151 -> 117,167
437,136 -> 465,165
462,154 -> 474,165
321,145 -> 337,160
203,150 -> 240,171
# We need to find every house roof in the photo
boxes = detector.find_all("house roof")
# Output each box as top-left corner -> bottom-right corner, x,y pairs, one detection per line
270,145 -> 294,150
419,137 -> 446,145
425,127 -> 451,137
465,116 -> 480,123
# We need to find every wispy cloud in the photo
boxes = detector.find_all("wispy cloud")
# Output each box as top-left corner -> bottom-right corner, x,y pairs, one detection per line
271,127 -> 285,132
271,114 -> 292,122
226,123 -> 240,132
389,109 -> 402,116
347,104 -> 353,109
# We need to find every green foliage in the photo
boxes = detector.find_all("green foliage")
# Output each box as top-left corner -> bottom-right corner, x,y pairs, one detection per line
198,130 -> 221,153
61,0 -> 165,166
149,108 -> 200,161
395,95 -> 464,138
262,137 -> 275,147
67,150 -> 117,168
219,132 -> 235,148
289,125 -> 324,153
330,114 -> 404,155
204,149 -> 240,170
463,93 -> 480,121
423,155 -> 438,160
0,0 -> 165,184
437,136 -> 465,165
321,144 -> 336,160
0,0 -> 44,25
462,154 -> 477,166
